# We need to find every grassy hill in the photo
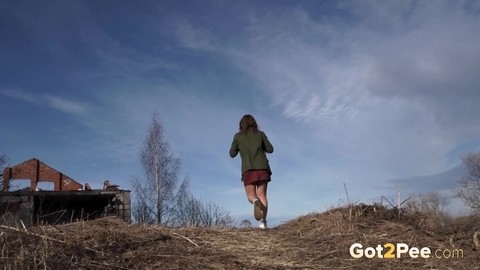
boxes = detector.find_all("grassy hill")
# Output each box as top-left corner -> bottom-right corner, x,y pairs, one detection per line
1,204 -> 479,269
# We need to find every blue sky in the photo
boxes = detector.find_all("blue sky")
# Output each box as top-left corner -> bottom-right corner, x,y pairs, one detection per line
1,0 -> 480,224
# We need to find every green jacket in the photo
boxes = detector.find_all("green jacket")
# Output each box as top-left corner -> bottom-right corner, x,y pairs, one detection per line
229,130 -> 274,175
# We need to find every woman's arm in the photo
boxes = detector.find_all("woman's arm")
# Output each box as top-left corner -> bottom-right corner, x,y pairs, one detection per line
262,132 -> 274,154
229,135 -> 239,157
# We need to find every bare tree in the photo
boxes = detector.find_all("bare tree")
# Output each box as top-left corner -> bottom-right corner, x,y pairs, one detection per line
405,191 -> 451,230
0,154 -> 7,190
406,192 -> 448,217
240,219 -> 252,228
133,113 -> 182,225
131,176 -> 155,224
172,193 -> 234,227
458,151 -> 480,212
131,113 -> 233,227
195,199 -> 233,227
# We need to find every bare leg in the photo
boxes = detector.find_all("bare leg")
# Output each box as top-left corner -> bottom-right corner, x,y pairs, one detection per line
244,184 -> 258,203
256,181 -> 268,220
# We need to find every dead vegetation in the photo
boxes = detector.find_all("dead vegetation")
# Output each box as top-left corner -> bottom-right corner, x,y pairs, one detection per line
1,204 -> 479,270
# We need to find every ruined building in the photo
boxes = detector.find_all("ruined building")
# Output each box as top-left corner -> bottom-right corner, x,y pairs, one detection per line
0,158 -> 130,226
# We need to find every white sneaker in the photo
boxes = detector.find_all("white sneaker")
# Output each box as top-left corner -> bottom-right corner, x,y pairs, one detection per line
259,220 -> 267,230
253,199 -> 263,221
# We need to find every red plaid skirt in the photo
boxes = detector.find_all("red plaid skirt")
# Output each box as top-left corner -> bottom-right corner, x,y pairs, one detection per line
242,169 -> 271,186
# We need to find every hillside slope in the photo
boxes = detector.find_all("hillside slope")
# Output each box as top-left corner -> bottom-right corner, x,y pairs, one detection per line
1,205 -> 479,269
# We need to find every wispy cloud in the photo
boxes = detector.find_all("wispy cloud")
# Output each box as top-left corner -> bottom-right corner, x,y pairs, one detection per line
171,18 -> 216,51
1,88 -> 90,115
149,0 -> 480,182
0,89 -> 39,105
213,1 -> 480,177
45,95 -> 90,115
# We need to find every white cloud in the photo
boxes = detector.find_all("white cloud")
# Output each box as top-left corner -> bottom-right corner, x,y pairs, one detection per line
1,89 -> 90,115
219,1 -> 480,177
45,95 -> 89,115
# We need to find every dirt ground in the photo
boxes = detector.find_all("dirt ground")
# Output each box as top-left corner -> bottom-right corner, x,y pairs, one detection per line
1,204 -> 479,269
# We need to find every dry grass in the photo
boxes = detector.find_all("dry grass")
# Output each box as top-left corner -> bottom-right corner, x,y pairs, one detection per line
1,204 -> 479,269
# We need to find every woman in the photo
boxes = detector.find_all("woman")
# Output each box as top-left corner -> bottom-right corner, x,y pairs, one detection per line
229,114 -> 274,229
